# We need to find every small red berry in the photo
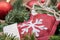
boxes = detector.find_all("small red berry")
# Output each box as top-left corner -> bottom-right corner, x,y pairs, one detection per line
41,0 -> 45,3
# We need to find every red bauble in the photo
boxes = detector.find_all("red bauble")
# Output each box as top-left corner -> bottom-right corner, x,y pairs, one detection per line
27,0 -> 45,8
57,2 -> 60,10
27,0 -> 37,7
0,1 -> 12,19
41,0 -> 45,3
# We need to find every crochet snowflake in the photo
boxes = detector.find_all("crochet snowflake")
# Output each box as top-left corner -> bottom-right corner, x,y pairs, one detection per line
19,19 -> 48,37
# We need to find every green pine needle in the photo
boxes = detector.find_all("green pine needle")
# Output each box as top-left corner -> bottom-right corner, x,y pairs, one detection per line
50,36 -> 60,40
0,33 -> 19,40
23,33 -> 36,40
5,0 -> 30,24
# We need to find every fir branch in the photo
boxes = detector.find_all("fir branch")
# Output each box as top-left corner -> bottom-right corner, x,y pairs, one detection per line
5,0 -> 30,24
13,0 -> 23,9
22,33 -> 36,40
51,0 -> 57,5
0,33 -> 19,40
50,36 -> 60,40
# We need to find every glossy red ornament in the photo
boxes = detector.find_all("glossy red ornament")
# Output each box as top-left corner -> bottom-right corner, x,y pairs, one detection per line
57,2 -> 60,10
27,0 -> 37,7
27,0 -> 45,8
0,1 -> 12,19
41,0 -> 45,3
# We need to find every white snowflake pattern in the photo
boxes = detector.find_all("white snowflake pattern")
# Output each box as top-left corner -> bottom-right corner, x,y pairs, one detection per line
19,19 -> 48,37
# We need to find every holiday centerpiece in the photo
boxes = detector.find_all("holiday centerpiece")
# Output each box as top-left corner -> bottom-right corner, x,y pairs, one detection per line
0,0 -> 60,40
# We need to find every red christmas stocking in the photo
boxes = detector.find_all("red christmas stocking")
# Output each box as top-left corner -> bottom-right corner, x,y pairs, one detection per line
18,13 -> 59,40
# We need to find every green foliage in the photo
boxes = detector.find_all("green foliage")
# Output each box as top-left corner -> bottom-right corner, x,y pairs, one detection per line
58,24 -> 60,35
22,33 -> 36,40
5,8 -> 30,24
34,4 -> 60,15
0,33 -> 19,40
5,0 -> 30,24
0,22 -> 8,32
0,33 -> 35,40
50,36 -> 60,40
13,0 -> 23,9
34,5 -> 54,15
51,0 -> 57,5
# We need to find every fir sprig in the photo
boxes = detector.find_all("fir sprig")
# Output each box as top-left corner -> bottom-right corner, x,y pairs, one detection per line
50,36 -> 60,40
22,33 -> 36,40
0,21 -> 8,32
5,0 -> 30,24
0,33 -> 19,40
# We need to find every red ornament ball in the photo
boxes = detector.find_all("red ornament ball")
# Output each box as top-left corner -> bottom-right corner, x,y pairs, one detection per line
0,1 -> 12,19
57,2 -> 60,10
41,0 -> 45,3
27,0 -> 45,8
27,0 -> 37,8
